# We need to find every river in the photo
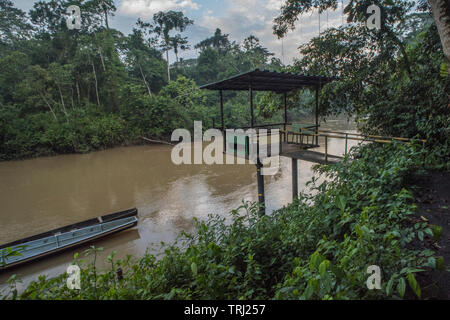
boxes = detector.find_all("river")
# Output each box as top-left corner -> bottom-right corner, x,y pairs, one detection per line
0,119 -> 357,292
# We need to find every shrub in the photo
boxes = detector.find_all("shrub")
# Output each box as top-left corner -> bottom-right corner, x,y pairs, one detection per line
4,142 -> 442,300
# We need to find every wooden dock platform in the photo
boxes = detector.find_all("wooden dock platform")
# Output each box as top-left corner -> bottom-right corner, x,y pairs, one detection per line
279,142 -> 343,165
280,149 -> 343,165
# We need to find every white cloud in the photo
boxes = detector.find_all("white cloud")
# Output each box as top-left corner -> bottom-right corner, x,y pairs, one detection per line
119,0 -> 200,18
116,0 -> 347,65
196,0 -> 346,64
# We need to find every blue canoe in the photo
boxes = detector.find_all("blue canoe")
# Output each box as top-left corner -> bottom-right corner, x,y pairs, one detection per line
0,208 -> 138,271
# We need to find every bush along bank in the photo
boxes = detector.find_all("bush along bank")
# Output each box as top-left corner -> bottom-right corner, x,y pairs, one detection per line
3,142 -> 447,300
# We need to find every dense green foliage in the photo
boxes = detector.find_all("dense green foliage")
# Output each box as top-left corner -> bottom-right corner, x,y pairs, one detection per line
271,1 -> 449,153
0,0 -> 449,300
3,142 -> 445,299
0,0 -> 282,160
1,1 -> 448,161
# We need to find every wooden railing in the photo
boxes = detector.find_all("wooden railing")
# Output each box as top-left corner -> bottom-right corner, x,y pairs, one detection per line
280,129 -> 427,163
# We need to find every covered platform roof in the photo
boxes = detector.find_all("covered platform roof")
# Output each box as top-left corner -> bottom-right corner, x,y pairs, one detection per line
199,69 -> 335,93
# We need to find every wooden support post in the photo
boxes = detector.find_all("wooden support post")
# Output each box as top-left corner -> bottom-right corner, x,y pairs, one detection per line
279,131 -> 283,154
345,133 -> 348,155
220,90 -> 224,131
220,90 -> 225,151
250,85 -> 254,128
325,136 -> 328,163
292,158 -> 298,201
283,92 -> 287,131
315,86 -> 319,146
256,160 -> 265,215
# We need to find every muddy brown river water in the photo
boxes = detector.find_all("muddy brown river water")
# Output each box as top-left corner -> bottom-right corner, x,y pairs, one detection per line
0,120 -> 357,291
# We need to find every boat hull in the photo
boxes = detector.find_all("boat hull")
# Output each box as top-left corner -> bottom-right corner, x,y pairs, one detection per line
0,208 -> 138,271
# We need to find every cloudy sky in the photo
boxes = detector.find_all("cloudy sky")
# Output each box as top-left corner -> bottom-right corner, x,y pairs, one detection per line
14,0 -> 348,64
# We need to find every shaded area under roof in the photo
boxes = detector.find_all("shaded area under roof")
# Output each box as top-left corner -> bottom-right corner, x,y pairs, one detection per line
199,69 -> 335,93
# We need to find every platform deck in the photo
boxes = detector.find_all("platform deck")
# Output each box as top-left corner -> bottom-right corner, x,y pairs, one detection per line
280,149 -> 343,165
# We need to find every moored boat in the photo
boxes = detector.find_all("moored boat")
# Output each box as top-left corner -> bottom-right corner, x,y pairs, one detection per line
0,208 -> 138,271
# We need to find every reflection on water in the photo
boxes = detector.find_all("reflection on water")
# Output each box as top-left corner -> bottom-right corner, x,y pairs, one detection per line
0,119 -> 357,290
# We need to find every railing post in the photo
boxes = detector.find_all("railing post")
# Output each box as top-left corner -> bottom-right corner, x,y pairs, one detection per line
279,130 -> 283,154
292,158 -> 298,200
325,136 -> 328,163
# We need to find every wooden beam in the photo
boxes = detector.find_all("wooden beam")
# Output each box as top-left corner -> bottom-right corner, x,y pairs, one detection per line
315,86 -> 319,146
220,90 -> 225,151
292,159 -> 298,200
284,92 -> 287,131
220,90 -> 224,131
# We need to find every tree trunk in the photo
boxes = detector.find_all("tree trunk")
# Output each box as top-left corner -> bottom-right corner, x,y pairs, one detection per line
40,92 -> 57,121
71,87 -> 75,109
57,83 -> 68,116
138,63 -> 152,98
98,46 -> 106,72
91,60 -> 101,107
76,78 -> 81,105
166,49 -> 171,82
429,0 -> 450,69
104,8 -> 109,29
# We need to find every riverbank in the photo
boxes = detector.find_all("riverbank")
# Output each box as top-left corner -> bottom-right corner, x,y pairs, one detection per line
3,142 -> 448,300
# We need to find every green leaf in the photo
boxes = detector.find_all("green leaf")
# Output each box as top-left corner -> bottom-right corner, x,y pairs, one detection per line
386,276 -> 394,296
440,63 -> 449,77
336,195 -> 347,211
303,283 -> 314,299
309,251 -> 322,271
319,260 -> 328,276
397,277 -> 406,298
191,262 -> 198,276
407,273 -> 421,298
436,256 -> 445,271
418,231 -> 424,241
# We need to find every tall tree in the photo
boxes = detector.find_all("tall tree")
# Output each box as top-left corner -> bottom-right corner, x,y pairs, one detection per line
242,35 -> 274,69
152,11 -> 193,81
0,0 -> 31,46
126,28 -> 166,97
86,0 -> 116,29
273,0 -> 450,72
170,34 -> 190,65
428,0 -> 450,70
195,28 -> 231,54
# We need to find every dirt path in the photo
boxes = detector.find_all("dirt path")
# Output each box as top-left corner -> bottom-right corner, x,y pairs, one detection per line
411,170 -> 450,299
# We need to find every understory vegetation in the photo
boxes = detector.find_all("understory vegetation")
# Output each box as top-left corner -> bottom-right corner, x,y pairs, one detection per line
1,0 -> 449,300
3,142 -> 447,300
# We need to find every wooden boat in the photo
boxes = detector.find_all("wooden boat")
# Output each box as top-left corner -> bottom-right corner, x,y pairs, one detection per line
0,208 -> 138,271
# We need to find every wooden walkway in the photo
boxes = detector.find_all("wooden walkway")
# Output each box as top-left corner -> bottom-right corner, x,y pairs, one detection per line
281,149 -> 343,165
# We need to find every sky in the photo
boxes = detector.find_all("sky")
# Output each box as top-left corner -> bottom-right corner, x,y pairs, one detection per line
13,0 -> 349,65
